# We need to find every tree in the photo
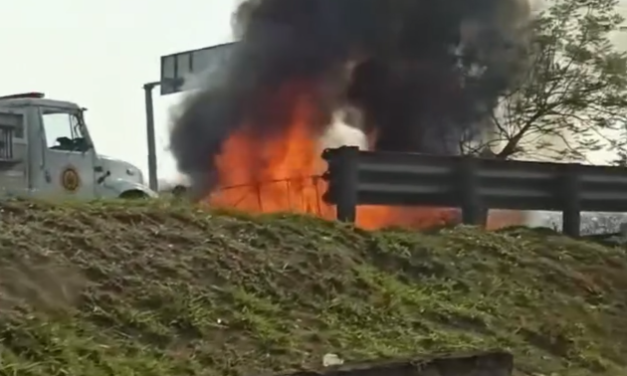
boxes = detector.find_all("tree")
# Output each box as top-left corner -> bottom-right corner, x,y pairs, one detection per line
472,0 -> 627,163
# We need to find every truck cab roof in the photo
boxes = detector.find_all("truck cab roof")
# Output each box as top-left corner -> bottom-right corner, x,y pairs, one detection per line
0,92 -> 79,110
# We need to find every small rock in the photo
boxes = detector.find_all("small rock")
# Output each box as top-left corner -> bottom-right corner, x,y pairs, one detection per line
323,353 -> 344,367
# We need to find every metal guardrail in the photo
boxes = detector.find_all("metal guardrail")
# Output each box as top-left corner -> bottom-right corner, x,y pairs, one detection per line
322,146 -> 627,237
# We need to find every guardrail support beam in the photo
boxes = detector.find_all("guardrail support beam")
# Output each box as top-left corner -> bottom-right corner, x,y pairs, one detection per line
326,146 -> 359,223
458,156 -> 486,226
561,164 -> 581,237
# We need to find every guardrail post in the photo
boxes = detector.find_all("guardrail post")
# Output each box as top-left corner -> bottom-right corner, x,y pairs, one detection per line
322,146 -> 359,223
458,156 -> 485,225
561,164 -> 581,237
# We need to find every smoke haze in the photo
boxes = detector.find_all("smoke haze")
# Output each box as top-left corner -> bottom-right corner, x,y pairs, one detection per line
170,0 -> 534,197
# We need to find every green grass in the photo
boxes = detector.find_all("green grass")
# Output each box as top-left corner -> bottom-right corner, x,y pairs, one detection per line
0,198 -> 626,375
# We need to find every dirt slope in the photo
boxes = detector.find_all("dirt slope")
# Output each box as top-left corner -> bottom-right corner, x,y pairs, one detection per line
0,199 -> 626,376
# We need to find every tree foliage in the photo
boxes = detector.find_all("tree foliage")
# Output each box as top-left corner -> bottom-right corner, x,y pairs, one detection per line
479,0 -> 627,162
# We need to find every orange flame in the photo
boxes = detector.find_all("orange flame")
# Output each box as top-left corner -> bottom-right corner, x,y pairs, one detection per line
207,81 -> 521,230
210,82 -> 330,215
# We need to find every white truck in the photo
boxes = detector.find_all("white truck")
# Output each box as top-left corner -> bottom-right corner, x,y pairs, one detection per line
0,92 -> 157,199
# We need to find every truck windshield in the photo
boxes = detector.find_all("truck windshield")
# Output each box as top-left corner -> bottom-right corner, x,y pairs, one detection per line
41,109 -> 90,152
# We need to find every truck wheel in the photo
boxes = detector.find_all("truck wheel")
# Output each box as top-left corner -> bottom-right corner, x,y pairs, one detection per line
119,190 -> 149,199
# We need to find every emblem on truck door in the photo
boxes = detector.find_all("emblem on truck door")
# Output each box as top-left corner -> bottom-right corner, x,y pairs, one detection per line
61,166 -> 80,192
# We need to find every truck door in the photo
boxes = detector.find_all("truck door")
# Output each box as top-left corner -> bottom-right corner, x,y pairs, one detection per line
38,108 -> 96,199
0,109 -> 28,196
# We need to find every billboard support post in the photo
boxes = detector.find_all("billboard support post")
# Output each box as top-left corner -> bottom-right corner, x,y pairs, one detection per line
143,81 -> 161,192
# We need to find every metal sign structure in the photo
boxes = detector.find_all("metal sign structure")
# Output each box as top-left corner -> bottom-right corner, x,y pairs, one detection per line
159,42 -> 237,95
143,42 -> 238,191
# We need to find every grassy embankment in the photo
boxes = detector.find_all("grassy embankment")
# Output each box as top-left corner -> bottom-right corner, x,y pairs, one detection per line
0,199 -> 626,376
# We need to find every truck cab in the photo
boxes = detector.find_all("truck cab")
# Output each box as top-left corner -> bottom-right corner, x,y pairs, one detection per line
0,92 -> 157,199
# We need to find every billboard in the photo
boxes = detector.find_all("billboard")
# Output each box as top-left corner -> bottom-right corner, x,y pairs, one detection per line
160,42 -> 237,95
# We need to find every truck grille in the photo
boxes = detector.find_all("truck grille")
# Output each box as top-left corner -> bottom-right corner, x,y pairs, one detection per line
0,125 -> 14,161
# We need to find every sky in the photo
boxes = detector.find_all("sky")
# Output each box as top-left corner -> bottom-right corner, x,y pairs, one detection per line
1,0 -> 626,186
0,0 -> 239,183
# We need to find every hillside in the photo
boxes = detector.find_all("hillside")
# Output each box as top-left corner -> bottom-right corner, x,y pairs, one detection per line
0,199 -> 626,376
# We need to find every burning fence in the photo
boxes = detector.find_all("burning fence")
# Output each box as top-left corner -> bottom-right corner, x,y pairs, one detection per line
169,0 -> 534,230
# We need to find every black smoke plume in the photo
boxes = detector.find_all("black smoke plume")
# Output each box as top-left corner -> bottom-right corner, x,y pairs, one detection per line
170,0 -> 532,197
